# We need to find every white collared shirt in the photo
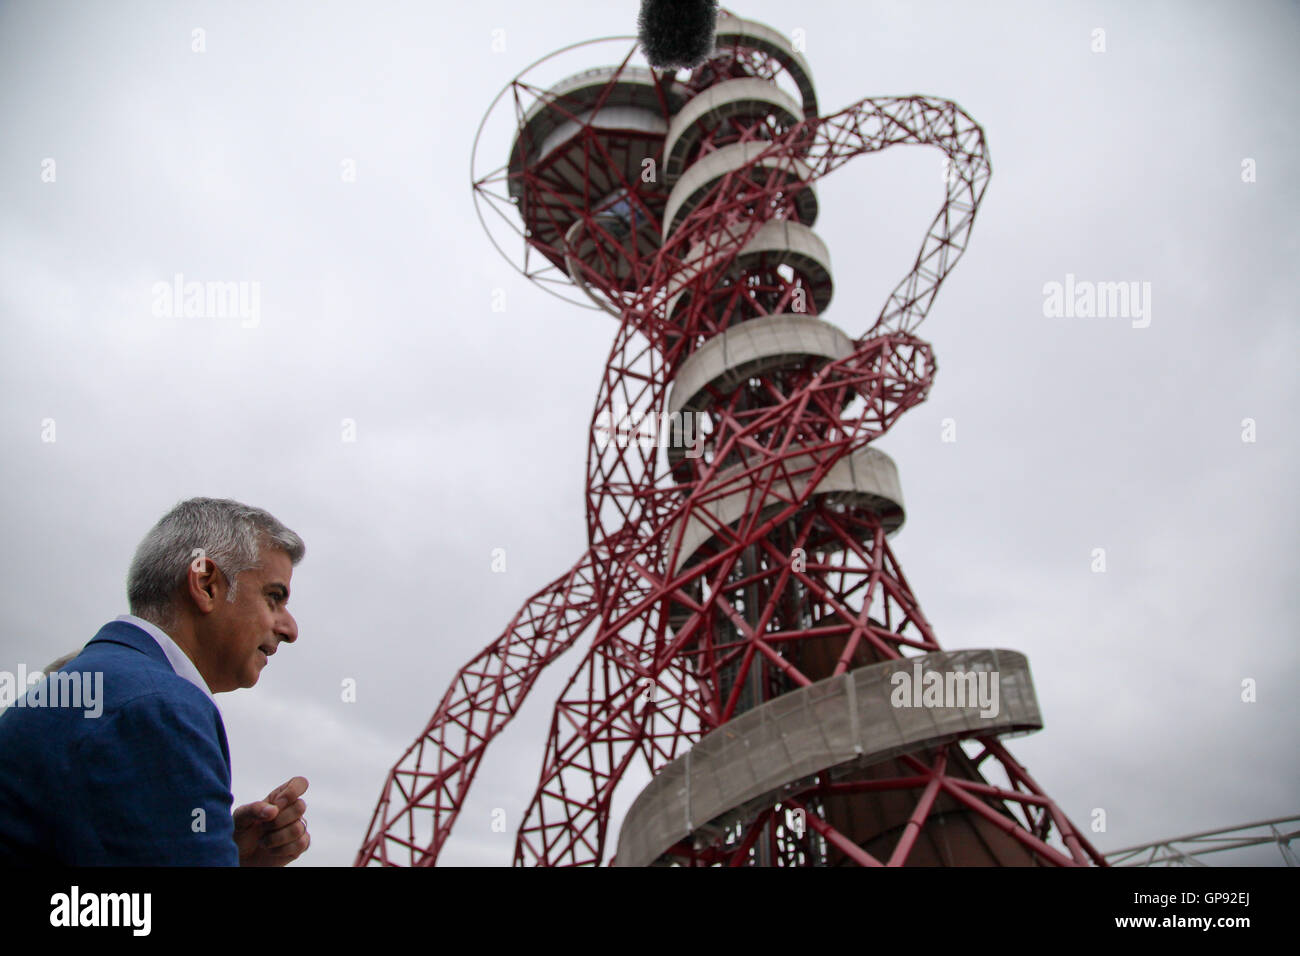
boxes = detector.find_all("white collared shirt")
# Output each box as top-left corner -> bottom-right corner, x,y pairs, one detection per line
114,613 -> 217,706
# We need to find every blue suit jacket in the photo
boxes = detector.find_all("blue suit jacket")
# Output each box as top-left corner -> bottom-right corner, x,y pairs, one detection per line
0,621 -> 238,865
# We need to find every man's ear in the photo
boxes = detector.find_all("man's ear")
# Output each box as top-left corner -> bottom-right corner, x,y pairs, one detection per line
185,555 -> 227,614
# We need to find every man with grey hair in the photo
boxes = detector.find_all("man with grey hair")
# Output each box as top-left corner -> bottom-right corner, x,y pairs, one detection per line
0,497 -> 312,865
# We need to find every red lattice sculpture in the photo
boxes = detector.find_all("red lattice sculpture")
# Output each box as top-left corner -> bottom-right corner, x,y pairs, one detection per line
357,10 -> 1106,867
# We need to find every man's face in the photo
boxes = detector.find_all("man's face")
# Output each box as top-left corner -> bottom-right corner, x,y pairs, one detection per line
201,547 -> 297,692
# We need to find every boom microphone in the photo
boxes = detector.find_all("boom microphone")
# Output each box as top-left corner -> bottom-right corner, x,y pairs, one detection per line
637,0 -> 720,70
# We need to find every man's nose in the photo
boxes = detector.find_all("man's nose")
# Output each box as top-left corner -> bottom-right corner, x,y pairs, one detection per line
278,611 -> 298,644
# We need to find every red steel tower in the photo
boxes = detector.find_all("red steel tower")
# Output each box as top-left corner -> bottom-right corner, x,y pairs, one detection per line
357,9 -> 1106,867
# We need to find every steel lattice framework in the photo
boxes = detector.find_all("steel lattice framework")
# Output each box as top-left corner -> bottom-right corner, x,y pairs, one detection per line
1106,815 -> 1300,867
357,9 -> 1106,867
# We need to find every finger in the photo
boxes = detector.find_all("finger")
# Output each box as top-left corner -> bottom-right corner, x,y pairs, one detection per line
232,802 -> 258,828
262,818 -> 307,849
233,801 -> 278,828
266,775 -> 309,808
268,828 -> 310,859
264,798 -> 306,831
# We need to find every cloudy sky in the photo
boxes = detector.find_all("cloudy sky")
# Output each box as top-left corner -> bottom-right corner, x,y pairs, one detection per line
1,0 -> 1296,867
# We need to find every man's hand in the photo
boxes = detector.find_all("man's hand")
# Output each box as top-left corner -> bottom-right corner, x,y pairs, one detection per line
233,776 -> 311,866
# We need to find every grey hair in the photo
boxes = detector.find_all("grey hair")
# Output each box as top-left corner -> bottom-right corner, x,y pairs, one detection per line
127,497 -> 305,627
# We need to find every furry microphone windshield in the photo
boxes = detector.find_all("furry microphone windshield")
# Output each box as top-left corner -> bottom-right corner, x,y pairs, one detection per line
637,0 -> 720,70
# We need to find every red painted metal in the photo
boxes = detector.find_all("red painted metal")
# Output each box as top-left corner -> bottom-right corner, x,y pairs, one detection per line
356,15 -> 1106,867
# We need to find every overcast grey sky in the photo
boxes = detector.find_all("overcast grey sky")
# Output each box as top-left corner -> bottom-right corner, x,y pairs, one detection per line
1,0 -> 1296,866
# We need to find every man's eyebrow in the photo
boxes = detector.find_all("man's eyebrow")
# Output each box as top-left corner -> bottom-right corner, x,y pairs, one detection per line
266,583 -> 291,601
